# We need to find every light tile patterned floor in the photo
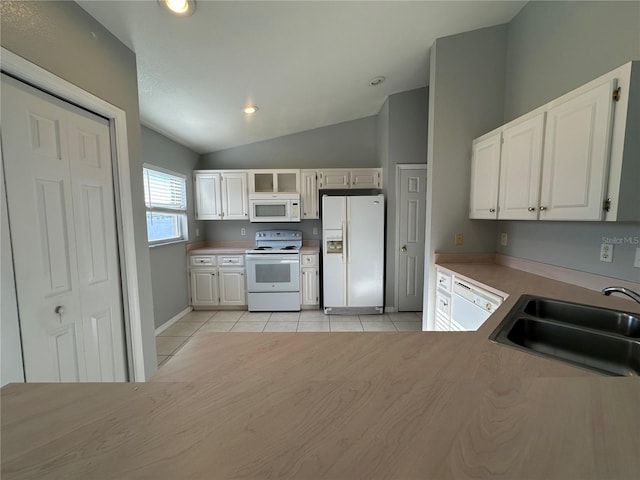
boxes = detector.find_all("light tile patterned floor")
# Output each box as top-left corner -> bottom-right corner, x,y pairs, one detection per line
156,310 -> 423,368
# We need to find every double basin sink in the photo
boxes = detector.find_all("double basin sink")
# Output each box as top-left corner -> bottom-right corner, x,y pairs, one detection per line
490,295 -> 640,376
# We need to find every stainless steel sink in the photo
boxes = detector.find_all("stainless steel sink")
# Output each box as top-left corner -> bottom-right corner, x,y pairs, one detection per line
490,295 -> 640,376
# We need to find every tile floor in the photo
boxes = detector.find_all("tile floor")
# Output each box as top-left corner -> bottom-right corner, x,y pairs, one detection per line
156,309 -> 423,368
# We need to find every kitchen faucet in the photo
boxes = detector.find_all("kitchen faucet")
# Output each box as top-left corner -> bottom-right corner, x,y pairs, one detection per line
602,286 -> 640,304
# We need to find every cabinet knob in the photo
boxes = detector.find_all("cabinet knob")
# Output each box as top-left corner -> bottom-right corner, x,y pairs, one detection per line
489,208 -> 496,213
539,206 -> 547,211
528,207 -> 536,212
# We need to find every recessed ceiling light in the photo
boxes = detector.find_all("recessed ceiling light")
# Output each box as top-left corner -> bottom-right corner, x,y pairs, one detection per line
243,106 -> 258,114
369,76 -> 386,86
159,0 -> 196,16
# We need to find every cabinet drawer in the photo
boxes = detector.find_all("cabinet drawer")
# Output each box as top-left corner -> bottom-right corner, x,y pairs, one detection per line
436,270 -> 452,292
301,254 -> 318,266
435,291 -> 451,317
190,255 -> 217,266
218,255 -> 244,267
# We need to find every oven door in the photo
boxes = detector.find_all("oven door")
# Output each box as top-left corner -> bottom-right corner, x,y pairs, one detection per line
249,200 -> 291,222
245,254 -> 300,292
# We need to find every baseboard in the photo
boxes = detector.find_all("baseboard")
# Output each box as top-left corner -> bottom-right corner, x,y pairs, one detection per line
155,307 -> 192,335
384,307 -> 398,313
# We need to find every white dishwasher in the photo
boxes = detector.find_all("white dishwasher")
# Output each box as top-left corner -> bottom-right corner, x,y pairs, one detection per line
451,280 -> 502,331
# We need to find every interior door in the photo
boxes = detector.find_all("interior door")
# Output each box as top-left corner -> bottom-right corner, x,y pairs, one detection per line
1,74 -> 127,382
397,167 -> 427,311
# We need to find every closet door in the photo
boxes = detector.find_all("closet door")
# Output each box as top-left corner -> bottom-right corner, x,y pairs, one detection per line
1,74 -> 127,382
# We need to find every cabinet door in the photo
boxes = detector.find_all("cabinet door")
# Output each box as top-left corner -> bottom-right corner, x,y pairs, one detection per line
469,132 -> 501,219
498,114 -> 545,220
351,169 -> 381,188
221,172 -> 248,220
218,268 -> 246,306
318,170 -> 350,189
539,79 -> 616,220
194,172 -> 222,220
191,269 -> 219,306
301,267 -> 319,306
301,170 -> 318,219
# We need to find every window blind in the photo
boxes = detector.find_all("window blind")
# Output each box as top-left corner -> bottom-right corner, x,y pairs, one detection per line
143,167 -> 186,212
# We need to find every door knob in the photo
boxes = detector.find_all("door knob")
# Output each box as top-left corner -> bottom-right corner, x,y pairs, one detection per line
401,245 -> 407,252
54,305 -> 64,315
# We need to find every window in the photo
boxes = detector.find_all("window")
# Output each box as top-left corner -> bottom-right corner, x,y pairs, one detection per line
143,165 -> 187,245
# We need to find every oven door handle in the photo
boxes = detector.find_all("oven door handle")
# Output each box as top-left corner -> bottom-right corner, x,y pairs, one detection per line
246,255 -> 299,262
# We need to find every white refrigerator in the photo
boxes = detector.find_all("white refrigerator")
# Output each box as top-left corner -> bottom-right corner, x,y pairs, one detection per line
322,194 -> 385,314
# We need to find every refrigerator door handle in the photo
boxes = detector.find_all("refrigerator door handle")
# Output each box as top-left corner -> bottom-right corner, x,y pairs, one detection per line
346,220 -> 351,264
342,220 -> 347,264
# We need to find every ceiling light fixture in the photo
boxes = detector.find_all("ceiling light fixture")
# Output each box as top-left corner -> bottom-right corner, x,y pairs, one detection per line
243,106 -> 258,114
159,0 -> 196,16
369,76 -> 386,86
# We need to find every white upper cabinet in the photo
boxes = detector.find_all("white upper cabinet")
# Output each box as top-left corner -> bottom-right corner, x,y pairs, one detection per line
470,61 -> 639,222
220,172 -> 249,220
249,169 -> 300,194
498,113 -> 545,220
301,170 -> 318,219
469,132 -> 501,219
539,79 -> 616,221
318,168 -> 382,189
194,171 -> 222,220
194,170 -> 248,220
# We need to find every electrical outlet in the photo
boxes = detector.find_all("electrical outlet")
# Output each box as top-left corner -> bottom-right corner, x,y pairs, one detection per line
195,228 -> 200,237
313,227 -> 319,235
240,228 -> 246,236
634,248 -> 640,268
600,243 -> 613,263
454,233 -> 463,246
500,232 -> 508,246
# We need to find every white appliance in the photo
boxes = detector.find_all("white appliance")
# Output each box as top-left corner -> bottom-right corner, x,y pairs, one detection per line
245,230 -> 302,311
451,280 -> 502,331
322,194 -> 385,314
249,194 -> 301,222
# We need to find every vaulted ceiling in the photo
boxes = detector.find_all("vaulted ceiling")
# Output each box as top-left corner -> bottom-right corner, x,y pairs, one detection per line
78,1 -> 526,153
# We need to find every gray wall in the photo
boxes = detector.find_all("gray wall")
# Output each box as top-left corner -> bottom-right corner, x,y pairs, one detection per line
142,127 -> 202,328
199,116 -> 378,169
379,88 -> 429,309
424,25 -> 507,325
1,0 -> 158,378
426,25 -> 506,256
204,220 -> 322,243
497,0 -> 640,282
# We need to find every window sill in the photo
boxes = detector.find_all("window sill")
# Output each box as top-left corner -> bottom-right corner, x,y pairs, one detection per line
149,239 -> 188,249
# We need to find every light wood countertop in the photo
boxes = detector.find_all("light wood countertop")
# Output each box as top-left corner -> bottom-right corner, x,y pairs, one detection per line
2,261 -> 639,479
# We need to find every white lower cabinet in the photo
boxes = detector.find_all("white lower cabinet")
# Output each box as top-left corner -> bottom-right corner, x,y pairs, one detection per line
300,253 -> 319,308
189,254 -> 246,308
191,269 -> 219,307
218,268 -> 246,306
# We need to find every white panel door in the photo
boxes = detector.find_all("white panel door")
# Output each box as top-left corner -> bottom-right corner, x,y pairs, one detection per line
347,195 -> 384,307
539,80 -> 616,220
469,132 -> 501,219
319,170 -> 350,189
221,172 -> 248,220
350,169 -> 381,188
498,114 -> 545,220
194,171 -> 222,220
1,74 -> 126,382
397,167 -> 427,311
301,267 -> 319,306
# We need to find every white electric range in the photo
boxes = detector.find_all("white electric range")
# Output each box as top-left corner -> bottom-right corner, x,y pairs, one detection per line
245,230 -> 302,312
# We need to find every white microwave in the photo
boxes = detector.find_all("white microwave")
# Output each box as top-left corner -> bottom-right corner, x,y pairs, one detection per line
249,194 -> 301,222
